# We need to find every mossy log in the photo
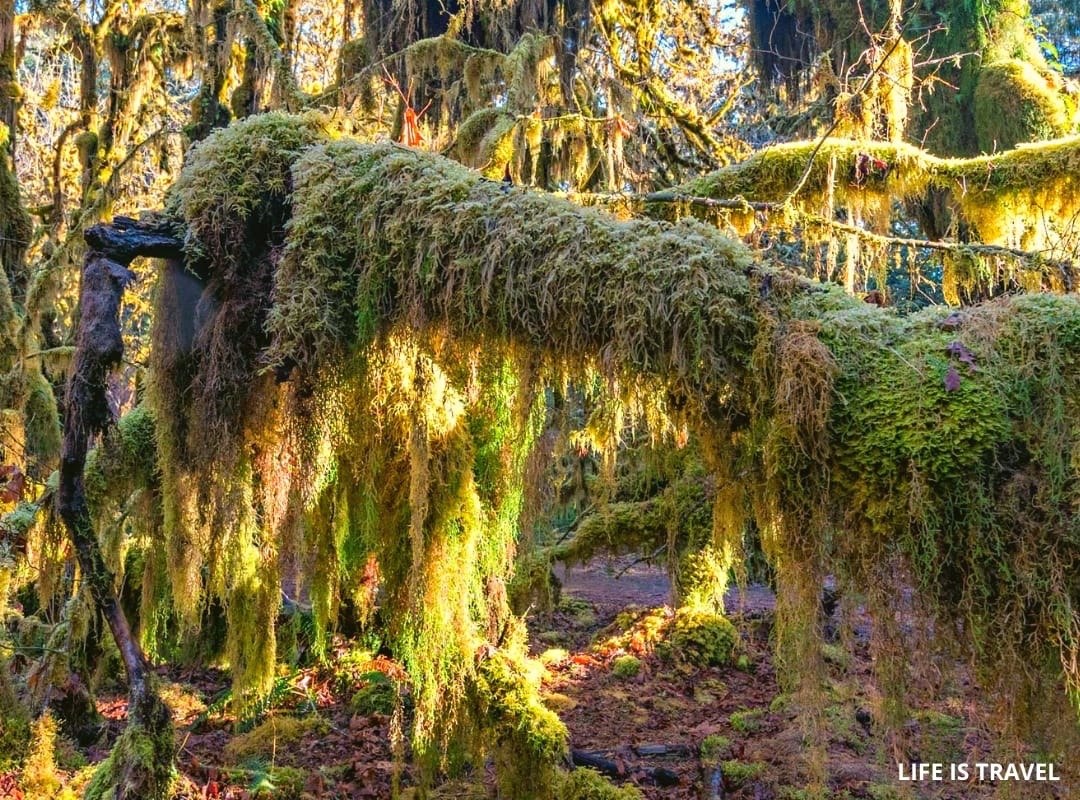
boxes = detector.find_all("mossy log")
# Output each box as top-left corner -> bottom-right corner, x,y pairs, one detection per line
82,114 -> 1080,791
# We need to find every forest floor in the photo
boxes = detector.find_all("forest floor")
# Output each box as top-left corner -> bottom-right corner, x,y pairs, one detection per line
18,558 -> 1070,800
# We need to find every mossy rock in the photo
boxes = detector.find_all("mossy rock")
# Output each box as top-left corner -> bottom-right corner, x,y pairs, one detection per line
974,60 -> 1071,151
659,608 -> 738,667
556,767 -> 645,799
350,672 -> 396,716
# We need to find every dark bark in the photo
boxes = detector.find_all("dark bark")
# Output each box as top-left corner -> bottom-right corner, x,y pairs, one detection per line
58,217 -> 181,800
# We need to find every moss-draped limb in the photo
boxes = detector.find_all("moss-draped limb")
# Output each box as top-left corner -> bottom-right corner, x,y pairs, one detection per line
142,113 -> 1080,789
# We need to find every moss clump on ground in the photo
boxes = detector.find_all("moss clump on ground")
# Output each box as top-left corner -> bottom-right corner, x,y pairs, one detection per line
556,767 -> 645,799
730,708 -> 766,734
721,760 -> 766,786
974,60 -> 1071,151
223,715 -> 329,764
700,734 -> 730,762
350,672 -> 396,715
660,608 -> 738,667
611,654 -> 641,678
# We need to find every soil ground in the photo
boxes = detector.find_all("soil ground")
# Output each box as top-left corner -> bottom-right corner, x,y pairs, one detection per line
8,558 -> 1072,799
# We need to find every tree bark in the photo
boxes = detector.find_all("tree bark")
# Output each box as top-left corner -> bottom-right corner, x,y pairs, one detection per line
58,216 -> 181,800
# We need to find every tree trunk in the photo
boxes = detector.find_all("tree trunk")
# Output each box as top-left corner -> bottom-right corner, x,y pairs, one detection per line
58,217 -> 182,800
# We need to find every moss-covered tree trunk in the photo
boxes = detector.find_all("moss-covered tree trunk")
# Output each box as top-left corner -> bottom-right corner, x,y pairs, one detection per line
0,0 -> 30,301
58,219 -> 182,800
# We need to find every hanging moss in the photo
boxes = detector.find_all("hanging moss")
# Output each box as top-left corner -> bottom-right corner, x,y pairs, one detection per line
126,113 -> 1080,794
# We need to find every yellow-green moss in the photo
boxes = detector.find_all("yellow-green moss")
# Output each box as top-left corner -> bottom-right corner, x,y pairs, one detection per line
223,715 -> 329,764
82,717 -> 174,800
19,713 -> 62,800
350,672 -> 396,715
556,767 -> 644,798
661,608 -> 738,667
471,652 -> 568,799
974,60 -> 1071,152
611,654 -> 641,678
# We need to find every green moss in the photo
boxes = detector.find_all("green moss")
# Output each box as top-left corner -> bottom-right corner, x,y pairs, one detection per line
730,708 -> 766,734
661,608 -> 738,667
22,370 -> 60,471
974,60 -> 1071,152
150,114 -> 1080,787
82,717 -> 174,800
471,652 -> 569,799
556,767 -> 644,799
350,672 -> 396,715
223,715 -> 329,764
611,655 -> 641,679
700,734 -> 730,762
721,760 -> 766,786
0,667 -> 30,769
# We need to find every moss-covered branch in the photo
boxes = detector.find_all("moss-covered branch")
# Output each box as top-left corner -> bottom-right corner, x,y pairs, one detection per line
148,113 -> 1080,789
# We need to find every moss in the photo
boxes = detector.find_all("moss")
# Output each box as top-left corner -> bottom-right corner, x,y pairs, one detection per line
22,370 -> 60,471
556,767 -> 644,799
223,715 -> 329,764
249,765 -> 307,799
82,716 -> 174,800
730,708 -> 766,734
149,115 -> 1080,786
611,654 -> 641,679
661,608 -> 738,668
471,651 -> 568,799
721,760 -> 766,786
19,713 -> 70,800
350,672 -> 396,715
0,668 -> 30,769
700,734 -> 730,762
974,60 -> 1071,152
